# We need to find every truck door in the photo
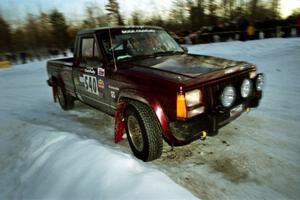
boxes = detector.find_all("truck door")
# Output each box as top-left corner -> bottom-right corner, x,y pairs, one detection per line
73,35 -> 112,113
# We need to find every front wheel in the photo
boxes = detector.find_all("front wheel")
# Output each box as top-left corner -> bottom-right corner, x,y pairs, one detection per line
124,101 -> 163,161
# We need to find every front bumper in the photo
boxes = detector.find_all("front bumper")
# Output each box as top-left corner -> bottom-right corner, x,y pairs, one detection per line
169,96 -> 261,145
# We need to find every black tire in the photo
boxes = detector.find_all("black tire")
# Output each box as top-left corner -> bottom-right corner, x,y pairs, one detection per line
124,101 -> 163,161
57,85 -> 74,110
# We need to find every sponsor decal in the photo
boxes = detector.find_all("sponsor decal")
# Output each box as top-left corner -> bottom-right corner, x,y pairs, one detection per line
83,74 -> 99,95
97,68 -> 105,76
74,77 -> 79,85
79,76 -> 85,83
110,91 -> 116,99
84,68 -> 96,75
121,29 -> 156,34
98,79 -> 105,89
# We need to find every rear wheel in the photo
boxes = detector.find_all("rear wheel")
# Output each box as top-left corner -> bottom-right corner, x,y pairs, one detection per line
57,85 -> 74,110
124,101 -> 163,161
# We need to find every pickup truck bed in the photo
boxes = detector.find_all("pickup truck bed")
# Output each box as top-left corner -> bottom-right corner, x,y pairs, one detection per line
48,57 -> 73,66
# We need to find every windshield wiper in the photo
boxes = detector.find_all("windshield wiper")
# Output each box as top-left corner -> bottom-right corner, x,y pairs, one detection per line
152,51 -> 184,57
116,54 -> 155,62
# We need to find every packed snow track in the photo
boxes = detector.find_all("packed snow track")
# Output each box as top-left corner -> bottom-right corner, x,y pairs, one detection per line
1,38 -> 300,200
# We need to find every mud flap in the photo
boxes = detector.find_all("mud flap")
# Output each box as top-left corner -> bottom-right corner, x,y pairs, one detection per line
114,102 -> 126,143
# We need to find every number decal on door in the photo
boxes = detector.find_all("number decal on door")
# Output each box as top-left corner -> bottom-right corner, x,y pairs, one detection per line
83,74 -> 99,95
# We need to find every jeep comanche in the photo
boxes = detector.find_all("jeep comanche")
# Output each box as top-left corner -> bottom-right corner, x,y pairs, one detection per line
46,26 -> 264,161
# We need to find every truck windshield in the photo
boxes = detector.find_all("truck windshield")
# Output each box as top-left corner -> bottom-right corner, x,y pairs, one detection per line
100,29 -> 184,61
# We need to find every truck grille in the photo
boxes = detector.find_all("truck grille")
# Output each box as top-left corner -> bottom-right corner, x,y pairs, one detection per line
205,73 -> 251,111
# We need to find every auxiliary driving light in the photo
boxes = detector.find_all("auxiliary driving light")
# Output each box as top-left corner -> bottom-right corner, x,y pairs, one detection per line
221,86 -> 236,107
240,79 -> 252,98
256,74 -> 264,91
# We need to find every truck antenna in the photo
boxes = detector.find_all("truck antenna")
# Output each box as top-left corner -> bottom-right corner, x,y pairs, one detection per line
109,28 -> 117,72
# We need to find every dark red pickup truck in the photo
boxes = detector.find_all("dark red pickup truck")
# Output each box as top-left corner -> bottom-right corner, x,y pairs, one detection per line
47,26 -> 264,161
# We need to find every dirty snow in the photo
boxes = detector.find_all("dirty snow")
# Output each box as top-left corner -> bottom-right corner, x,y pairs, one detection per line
1,38 -> 300,200
155,38 -> 300,200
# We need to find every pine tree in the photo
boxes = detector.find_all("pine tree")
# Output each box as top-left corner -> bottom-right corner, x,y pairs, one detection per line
38,12 -> 53,49
0,16 -> 12,53
49,10 -> 70,50
270,0 -> 280,19
105,0 -> 124,25
189,0 -> 205,28
208,0 -> 218,25
24,14 -> 41,50
131,10 -> 142,25
83,3 -> 108,28
250,0 -> 259,21
170,0 -> 189,26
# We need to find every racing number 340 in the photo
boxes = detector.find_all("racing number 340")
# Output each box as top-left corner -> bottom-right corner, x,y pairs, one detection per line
83,74 -> 99,95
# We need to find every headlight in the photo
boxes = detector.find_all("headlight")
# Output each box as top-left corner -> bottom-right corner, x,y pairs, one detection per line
240,79 -> 252,98
256,74 -> 264,91
221,86 -> 236,107
185,89 -> 201,107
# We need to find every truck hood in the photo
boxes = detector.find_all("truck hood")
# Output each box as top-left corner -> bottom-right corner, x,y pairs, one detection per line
119,54 -> 255,85
127,53 -> 253,74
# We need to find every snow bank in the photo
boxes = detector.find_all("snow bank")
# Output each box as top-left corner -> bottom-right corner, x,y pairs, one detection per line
0,118 -> 197,200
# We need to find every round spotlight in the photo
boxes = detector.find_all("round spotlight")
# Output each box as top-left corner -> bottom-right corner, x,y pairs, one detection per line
241,79 -> 252,98
256,74 -> 264,91
221,86 -> 236,107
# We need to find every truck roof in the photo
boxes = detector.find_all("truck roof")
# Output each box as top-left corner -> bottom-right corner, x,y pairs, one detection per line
78,26 -> 163,35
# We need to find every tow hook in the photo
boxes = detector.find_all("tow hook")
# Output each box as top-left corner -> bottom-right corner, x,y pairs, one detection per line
200,131 -> 207,140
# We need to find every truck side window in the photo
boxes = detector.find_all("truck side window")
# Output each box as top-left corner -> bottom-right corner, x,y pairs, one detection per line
81,38 -> 102,64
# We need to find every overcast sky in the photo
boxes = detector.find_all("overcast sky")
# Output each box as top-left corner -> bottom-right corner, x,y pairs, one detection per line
0,0 -> 299,24
0,0 -> 173,23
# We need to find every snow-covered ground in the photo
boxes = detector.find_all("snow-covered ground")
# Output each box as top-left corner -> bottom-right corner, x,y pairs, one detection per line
0,63 -> 198,199
1,38 -> 300,200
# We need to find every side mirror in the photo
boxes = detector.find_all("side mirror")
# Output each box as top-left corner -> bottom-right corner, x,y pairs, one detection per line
181,45 -> 188,54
